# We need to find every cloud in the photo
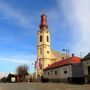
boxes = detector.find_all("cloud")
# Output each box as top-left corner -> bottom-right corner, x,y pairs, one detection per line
0,54 -> 36,64
0,72 -> 9,79
57,0 -> 90,56
0,72 -> 15,79
0,54 -> 36,73
0,1 -> 31,28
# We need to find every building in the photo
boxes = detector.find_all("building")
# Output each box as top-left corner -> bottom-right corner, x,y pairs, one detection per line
82,52 -> 90,83
7,73 -> 16,83
36,14 -> 67,79
43,54 -> 84,83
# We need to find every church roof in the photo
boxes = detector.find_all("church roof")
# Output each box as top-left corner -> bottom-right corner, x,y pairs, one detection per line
82,52 -> 90,61
51,49 -> 68,60
43,55 -> 81,71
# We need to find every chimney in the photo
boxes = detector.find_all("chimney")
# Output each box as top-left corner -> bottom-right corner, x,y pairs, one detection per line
72,53 -> 74,57
62,57 -> 64,60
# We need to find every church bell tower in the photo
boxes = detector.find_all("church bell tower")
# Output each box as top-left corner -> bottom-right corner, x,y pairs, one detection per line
37,14 -> 51,76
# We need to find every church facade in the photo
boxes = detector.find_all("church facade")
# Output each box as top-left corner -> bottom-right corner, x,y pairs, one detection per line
36,14 -> 67,78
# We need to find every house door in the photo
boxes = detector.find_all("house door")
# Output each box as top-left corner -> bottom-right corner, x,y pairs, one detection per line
88,66 -> 90,83
88,66 -> 90,75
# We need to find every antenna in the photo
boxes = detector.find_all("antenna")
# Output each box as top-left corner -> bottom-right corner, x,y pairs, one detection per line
80,52 -> 82,58
41,10 -> 46,15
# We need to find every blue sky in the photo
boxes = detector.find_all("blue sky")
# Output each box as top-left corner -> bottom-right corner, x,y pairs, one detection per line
0,0 -> 90,74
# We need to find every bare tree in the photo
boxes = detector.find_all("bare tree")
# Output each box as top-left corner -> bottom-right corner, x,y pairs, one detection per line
16,65 -> 29,81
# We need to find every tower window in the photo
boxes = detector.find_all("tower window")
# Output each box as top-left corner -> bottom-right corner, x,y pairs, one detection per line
40,35 -> 42,42
47,51 -> 49,54
47,36 -> 49,42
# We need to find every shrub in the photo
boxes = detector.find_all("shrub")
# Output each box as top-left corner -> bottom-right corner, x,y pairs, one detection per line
41,78 -> 49,83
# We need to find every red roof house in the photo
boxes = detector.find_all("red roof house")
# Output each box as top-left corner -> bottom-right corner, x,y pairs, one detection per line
44,54 -> 81,71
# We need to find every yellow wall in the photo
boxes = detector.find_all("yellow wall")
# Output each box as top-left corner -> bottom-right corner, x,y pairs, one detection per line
37,29 -> 66,77
37,29 -> 51,76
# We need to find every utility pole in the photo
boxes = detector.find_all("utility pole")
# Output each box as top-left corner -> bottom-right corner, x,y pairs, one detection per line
62,49 -> 70,57
80,52 -> 83,58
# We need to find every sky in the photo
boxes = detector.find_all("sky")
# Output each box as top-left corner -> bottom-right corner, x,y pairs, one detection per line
0,0 -> 90,74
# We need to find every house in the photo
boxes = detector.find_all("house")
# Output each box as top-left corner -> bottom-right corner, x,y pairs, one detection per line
7,73 -> 16,83
43,54 -> 84,83
82,52 -> 90,83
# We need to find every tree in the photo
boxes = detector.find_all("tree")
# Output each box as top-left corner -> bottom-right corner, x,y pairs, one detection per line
16,65 -> 29,81
7,73 -> 15,82
7,73 -> 12,82
0,77 -> 7,83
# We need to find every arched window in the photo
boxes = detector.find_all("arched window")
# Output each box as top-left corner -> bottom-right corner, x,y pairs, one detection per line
47,36 -> 49,42
47,51 -> 49,54
40,35 -> 42,42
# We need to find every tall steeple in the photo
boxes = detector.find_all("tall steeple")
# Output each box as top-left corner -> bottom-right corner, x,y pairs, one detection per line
39,14 -> 48,30
37,13 -> 51,77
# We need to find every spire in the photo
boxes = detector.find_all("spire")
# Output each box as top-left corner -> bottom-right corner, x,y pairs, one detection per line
39,13 -> 48,30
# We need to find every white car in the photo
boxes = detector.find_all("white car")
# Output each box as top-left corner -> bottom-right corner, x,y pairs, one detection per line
11,77 -> 16,83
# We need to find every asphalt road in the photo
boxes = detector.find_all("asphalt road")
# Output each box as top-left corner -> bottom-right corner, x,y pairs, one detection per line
0,82 -> 90,90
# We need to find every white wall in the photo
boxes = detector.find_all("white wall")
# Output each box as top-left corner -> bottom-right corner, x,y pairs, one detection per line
83,60 -> 90,75
43,65 -> 72,79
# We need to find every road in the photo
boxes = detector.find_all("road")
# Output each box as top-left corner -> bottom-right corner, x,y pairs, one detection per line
0,82 -> 90,90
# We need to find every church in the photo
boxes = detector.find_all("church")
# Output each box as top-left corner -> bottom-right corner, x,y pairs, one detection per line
36,14 -> 67,78
35,14 -> 90,84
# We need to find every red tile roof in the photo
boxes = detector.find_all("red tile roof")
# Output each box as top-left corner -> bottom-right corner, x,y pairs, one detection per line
43,56 -> 81,71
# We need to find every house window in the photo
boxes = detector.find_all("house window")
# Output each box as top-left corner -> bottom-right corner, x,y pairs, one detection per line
47,36 -> 49,42
48,72 -> 49,76
40,48 -> 42,54
88,66 -> 90,75
64,71 -> 67,74
40,35 -> 42,42
55,71 -> 57,75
